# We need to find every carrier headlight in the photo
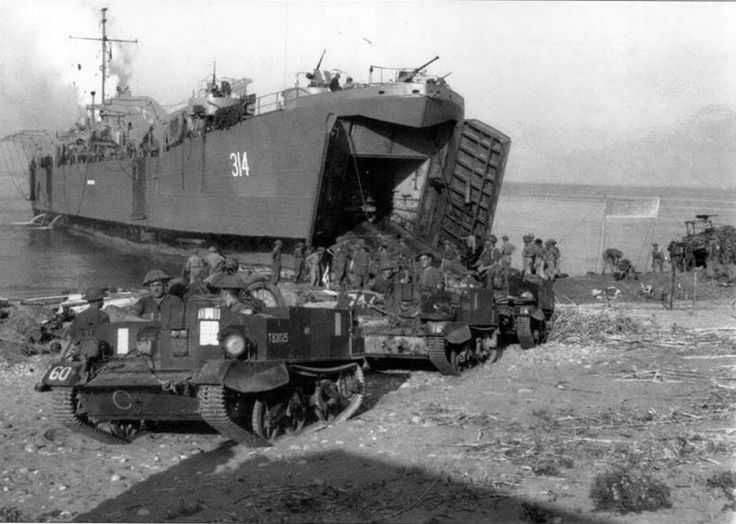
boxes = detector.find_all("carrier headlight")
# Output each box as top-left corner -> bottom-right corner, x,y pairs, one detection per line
223,334 -> 246,357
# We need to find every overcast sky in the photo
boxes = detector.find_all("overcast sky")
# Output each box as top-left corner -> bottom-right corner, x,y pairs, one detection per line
1,0 -> 734,187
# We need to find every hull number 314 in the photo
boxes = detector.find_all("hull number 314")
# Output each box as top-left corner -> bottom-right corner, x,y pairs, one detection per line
230,151 -> 250,177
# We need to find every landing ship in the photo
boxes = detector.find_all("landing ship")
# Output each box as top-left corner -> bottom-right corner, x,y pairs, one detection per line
27,10 -> 510,254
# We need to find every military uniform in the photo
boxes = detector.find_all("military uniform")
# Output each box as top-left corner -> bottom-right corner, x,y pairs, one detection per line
417,262 -> 444,295
132,294 -> 185,330
293,242 -> 306,282
350,243 -> 371,289
271,240 -> 283,284
500,237 -> 515,267
182,253 -> 206,283
531,239 -> 545,275
306,248 -> 323,287
68,307 -> 110,345
521,234 -> 535,274
205,248 -> 225,276
331,242 -> 350,288
651,244 -> 664,272
602,248 -> 623,275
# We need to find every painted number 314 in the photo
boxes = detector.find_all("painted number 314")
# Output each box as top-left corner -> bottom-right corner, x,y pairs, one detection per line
230,151 -> 250,177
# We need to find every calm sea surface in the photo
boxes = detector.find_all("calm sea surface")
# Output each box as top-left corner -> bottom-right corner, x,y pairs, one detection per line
1,181 -> 734,298
0,197 -> 182,300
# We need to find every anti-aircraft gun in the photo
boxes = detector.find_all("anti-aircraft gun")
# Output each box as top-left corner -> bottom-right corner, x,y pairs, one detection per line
305,49 -> 328,86
397,55 -> 440,83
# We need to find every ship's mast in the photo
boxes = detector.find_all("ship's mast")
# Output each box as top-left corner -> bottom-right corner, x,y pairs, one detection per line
69,7 -> 138,104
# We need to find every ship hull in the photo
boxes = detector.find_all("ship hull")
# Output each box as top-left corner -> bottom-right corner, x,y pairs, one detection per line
30,83 -> 510,250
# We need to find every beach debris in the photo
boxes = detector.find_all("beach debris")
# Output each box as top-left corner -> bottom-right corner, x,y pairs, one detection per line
591,286 -> 620,304
590,468 -> 672,514
705,470 -> 736,511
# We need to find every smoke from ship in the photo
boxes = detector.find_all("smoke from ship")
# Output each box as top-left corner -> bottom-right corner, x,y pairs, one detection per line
0,3 -> 137,136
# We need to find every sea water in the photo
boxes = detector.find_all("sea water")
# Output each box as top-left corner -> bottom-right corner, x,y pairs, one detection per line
0,182 -> 734,298
0,198 -> 181,299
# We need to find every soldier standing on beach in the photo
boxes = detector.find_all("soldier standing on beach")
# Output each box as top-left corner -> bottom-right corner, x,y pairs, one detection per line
543,239 -> 561,280
651,243 -> 665,272
330,237 -> 350,289
293,242 -> 306,282
500,235 -> 515,268
532,238 -> 545,276
182,250 -> 206,284
271,239 -> 283,284
350,240 -> 371,289
306,247 -> 324,287
521,234 -> 535,275
204,246 -> 225,276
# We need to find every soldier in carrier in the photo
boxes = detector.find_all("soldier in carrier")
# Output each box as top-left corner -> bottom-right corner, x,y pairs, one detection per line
133,269 -> 185,331
61,287 -> 110,367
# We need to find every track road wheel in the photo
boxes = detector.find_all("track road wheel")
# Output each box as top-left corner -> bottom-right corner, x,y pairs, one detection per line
109,420 -> 141,440
427,337 -> 460,376
197,385 -> 267,447
450,347 -> 474,374
312,365 -> 365,423
517,315 -> 535,350
252,389 -> 307,441
52,388 -> 131,445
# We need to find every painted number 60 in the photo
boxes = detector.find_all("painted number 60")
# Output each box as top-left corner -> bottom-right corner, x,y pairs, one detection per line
49,366 -> 72,381
229,151 -> 250,177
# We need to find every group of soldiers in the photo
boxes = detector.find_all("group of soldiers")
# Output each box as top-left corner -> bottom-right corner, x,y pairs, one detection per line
287,236 -> 444,298
278,231 -> 564,299
519,234 -> 562,280
64,256 -> 262,368
601,243 -> 668,281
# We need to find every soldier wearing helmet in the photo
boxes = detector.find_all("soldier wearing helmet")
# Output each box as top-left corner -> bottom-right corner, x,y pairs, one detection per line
67,286 -> 110,347
182,249 -> 207,284
133,269 -> 185,330
60,286 -> 111,370
500,235 -> 515,267
415,252 -> 444,295
214,274 -> 261,314
369,259 -> 398,295
204,246 -> 225,276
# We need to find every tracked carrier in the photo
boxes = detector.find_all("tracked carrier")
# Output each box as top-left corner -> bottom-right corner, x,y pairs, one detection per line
38,301 -> 364,445
358,274 -> 554,376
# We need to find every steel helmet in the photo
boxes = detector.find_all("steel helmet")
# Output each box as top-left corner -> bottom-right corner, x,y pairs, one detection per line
142,269 -> 171,286
82,286 -> 106,302
223,257 -> 240,271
